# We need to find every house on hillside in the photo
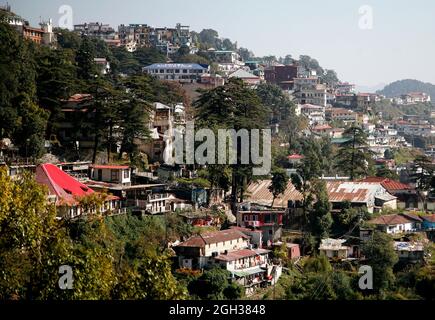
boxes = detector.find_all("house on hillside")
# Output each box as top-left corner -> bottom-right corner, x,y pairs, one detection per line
367,213 -> 421,234
358,177 -> 418,210
394,241 -> 426,262
319,238 -> 351,260
173,228 -> 282,295
326,181 -> 397,213
36,163 -> 123,219
421,215 -> 435,230
245,180 -> 303,210
228,69 -> 261,86
173,229 -> 251,270
89,164 -> 131,186
237,208 -> 285,246
143,63 -> 209,83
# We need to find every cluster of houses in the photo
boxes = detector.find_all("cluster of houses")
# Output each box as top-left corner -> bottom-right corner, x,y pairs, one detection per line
74,22 -> 193,55
391,92 -> 431,105
1,4 -> 56,47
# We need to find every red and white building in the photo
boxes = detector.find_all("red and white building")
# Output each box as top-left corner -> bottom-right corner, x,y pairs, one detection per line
36,163 -> 123,219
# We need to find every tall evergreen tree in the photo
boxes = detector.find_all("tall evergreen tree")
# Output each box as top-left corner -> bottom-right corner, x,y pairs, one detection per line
335,126 -> 374,180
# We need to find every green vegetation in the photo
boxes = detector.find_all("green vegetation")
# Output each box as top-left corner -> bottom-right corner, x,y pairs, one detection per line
373,99 -> 433,121
194,78 -> 269,211
269,168 -> 289,207
0,21 -> 186,162
377,79 -> 435,100
0,167 -> 188,299
188,267 -> 244,300
335,126 -> 375,180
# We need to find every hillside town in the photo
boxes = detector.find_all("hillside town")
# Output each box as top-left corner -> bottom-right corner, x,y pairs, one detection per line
0,3 -> 434,301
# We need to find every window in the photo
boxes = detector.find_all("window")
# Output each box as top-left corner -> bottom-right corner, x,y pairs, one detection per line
111,170 -> 120,181
123,169 -> 130,179
159,69 -> 164,73
183,69 -> 188,73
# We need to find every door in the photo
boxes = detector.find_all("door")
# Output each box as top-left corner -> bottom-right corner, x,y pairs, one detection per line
98,169 -> 102,181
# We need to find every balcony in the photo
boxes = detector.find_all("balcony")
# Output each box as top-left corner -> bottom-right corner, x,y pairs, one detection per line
148,193 -> 171,201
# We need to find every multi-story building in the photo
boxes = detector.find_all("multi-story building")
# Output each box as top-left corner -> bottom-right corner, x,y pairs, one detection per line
300,104 -> 326,125
326,181 -> 397,214
395,122 -> 435,137
264,65 -> 299,90
293,77 -> 319,91
335,93 -> 376,112
35,163 -> 124,219
74,22 -> 117,44
139,102 -> 186,163
89,165 -> 131,186
335,82 -> 356,95
173,228 -> 282,295
22,25 -> 44,44
295,83 -> 328,106
118,24 -> 152,47
325,107 -> 357,123
400,92 -> 431,104
143,63 -> 209,82
2,5 -> 56,46
237,209 -> 285,246
57,93 -> 95,150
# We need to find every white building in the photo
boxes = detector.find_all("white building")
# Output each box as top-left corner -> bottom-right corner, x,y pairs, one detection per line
368,214 -> 419,234
143,63 -> 209,82
319,238 -> 350,260
94,58 -> 111,75
89,165 -> 131,186
300,104 -> 326,125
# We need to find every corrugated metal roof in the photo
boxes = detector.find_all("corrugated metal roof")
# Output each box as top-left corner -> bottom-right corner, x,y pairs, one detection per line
359,177 -> 411,191
326,181 -> 388,203
246,180 -> 303,208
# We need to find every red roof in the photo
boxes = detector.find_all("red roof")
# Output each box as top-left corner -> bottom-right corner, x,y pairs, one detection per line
36,164 -> 94,206
91,165 -> 129,170
287,154 -> 304,160
359,177 -> 411,191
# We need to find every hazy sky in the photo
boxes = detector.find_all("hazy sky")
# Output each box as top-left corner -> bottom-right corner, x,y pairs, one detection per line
7,0 -> 435,88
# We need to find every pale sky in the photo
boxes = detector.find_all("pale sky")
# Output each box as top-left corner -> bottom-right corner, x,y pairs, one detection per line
7,0 -> 435,88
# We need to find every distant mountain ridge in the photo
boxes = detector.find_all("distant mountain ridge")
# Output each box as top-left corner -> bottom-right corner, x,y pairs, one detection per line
377,79 -> 435,98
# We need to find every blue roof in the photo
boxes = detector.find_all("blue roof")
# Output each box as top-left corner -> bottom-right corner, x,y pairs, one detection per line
144,63 -> 209,70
